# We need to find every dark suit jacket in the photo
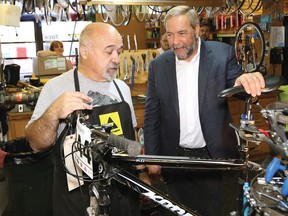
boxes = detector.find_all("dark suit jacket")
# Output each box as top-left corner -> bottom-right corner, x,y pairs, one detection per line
144,40 -> 242,160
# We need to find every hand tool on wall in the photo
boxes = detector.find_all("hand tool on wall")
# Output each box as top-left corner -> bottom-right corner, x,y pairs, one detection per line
121,33 -> 124,53
147,50 -> 151,66
123,56 -> 129,81
152,52 -> 157,59
127,34 -> 131,52
133,32 -> 138,53
117,66 -> 121,78
141,53 -> 146,72
136,56 -> 141,73
130,55 -> 135,87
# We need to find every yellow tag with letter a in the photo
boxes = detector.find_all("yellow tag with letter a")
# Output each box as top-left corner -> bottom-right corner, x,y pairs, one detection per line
99,112 -> 123,136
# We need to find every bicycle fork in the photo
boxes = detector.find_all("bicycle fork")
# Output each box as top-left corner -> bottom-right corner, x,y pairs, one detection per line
88,179 -> 112,216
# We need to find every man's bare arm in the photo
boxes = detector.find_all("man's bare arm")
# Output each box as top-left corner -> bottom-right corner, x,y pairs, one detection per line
25,106 -> 60,152
26,91 -> 93,152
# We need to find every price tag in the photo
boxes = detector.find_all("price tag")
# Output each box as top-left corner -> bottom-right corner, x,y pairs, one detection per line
74,116 -> 94,179
64,134 -> 84,191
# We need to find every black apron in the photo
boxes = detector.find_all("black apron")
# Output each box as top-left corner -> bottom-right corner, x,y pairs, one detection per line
52,69 -> 139,216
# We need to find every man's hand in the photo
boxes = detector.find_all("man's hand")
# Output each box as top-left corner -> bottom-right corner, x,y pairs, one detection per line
48,91 -> 93,121
147,165 -> 162,180
26,91 -> 93,152
234,72 -> 265,97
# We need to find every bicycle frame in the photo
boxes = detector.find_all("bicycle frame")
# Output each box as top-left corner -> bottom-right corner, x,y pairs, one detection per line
93,161 -> 198,216
87,151 -> 259,216
111,153 -> 256,170
81,136 -> 265,216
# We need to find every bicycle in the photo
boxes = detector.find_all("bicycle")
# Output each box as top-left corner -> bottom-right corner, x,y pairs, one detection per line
219,74 -> 288,215
56,74 -> 285,216
64,116 -> 248,216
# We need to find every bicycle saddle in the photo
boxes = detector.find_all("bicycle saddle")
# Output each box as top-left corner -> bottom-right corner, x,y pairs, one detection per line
218,75 -> 284,98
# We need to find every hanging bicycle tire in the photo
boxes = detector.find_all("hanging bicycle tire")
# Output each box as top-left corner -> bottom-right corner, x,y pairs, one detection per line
234,22 -> 265,73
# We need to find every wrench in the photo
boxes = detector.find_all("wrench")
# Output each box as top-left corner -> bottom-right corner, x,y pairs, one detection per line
123,56 -> 129,81
130,55 -> 135,87
141,53 -> 146,72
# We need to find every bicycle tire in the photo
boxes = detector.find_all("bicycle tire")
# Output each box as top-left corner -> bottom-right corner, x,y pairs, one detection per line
228,0 -> 245,14
147,5 -> 173,13
251,0 -> 263,13
21,0 -> 36,14
219,3 -> 231,15
100,5 -> 109,23
134,5 -> 146,22
145,6 -> 163,22
240,0 -> 262,16
234,22 -> 265,73
241,0 -> 254,11
204,7 -> 221,18
109,5 -> 132,27
192,6 -> 205,15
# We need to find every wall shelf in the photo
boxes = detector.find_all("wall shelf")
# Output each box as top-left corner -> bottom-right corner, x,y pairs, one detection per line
217,33 -> 236,37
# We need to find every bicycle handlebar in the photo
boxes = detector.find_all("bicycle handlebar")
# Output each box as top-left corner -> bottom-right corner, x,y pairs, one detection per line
91,129 -> 142,157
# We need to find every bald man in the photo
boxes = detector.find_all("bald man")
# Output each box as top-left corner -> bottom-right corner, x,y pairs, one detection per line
26,23 -> 142,216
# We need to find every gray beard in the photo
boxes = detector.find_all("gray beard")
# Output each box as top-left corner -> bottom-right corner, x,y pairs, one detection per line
185,34 -> 197,59
174,33 -> 198,60
102,70 -> 117,82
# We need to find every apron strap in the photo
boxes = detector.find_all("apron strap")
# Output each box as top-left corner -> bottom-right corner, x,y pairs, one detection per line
73,68 -> 80,92
113,80 -> 125,102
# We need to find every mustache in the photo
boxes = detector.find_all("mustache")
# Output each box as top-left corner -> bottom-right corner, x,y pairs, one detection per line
108,63 -> 119,70
172,45 -> 186,50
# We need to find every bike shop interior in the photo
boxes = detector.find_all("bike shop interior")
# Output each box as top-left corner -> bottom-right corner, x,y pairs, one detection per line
0,0 -> 288,215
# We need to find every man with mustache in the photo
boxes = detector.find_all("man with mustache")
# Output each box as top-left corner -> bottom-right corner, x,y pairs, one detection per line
144,6 -> 265,216
199,23 -> 212,41
25,23 -> 144,216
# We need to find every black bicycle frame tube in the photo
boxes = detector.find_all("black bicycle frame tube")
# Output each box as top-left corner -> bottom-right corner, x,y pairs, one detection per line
111,166 -> 200,216
111,154 -> 247,170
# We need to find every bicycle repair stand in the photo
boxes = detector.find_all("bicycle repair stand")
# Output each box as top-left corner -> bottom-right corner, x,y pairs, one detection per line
88,178 -> 112,216
87,143 -> 114,216
231,95 -> 259,216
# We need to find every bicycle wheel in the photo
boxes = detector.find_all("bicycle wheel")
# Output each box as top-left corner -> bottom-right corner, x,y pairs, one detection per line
110,5 -> 132,26
204,7 -> 221,18
134,5 -> 147,22
100,5 -> 110,23
240,0 -> 262,16
145,6 -> 163,22
228,0 -> 245,14
234,22 -> 265,73
192,6 -> 205,15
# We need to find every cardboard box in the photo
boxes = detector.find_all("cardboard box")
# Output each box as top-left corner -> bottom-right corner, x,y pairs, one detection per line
33,57 -> 67,76
0,4 -> 21,27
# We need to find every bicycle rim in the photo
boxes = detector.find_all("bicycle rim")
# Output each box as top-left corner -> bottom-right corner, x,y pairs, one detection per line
234,22 -> 265,73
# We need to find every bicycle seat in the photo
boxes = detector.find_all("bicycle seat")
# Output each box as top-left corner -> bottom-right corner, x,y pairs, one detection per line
218,75 -> 284,98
